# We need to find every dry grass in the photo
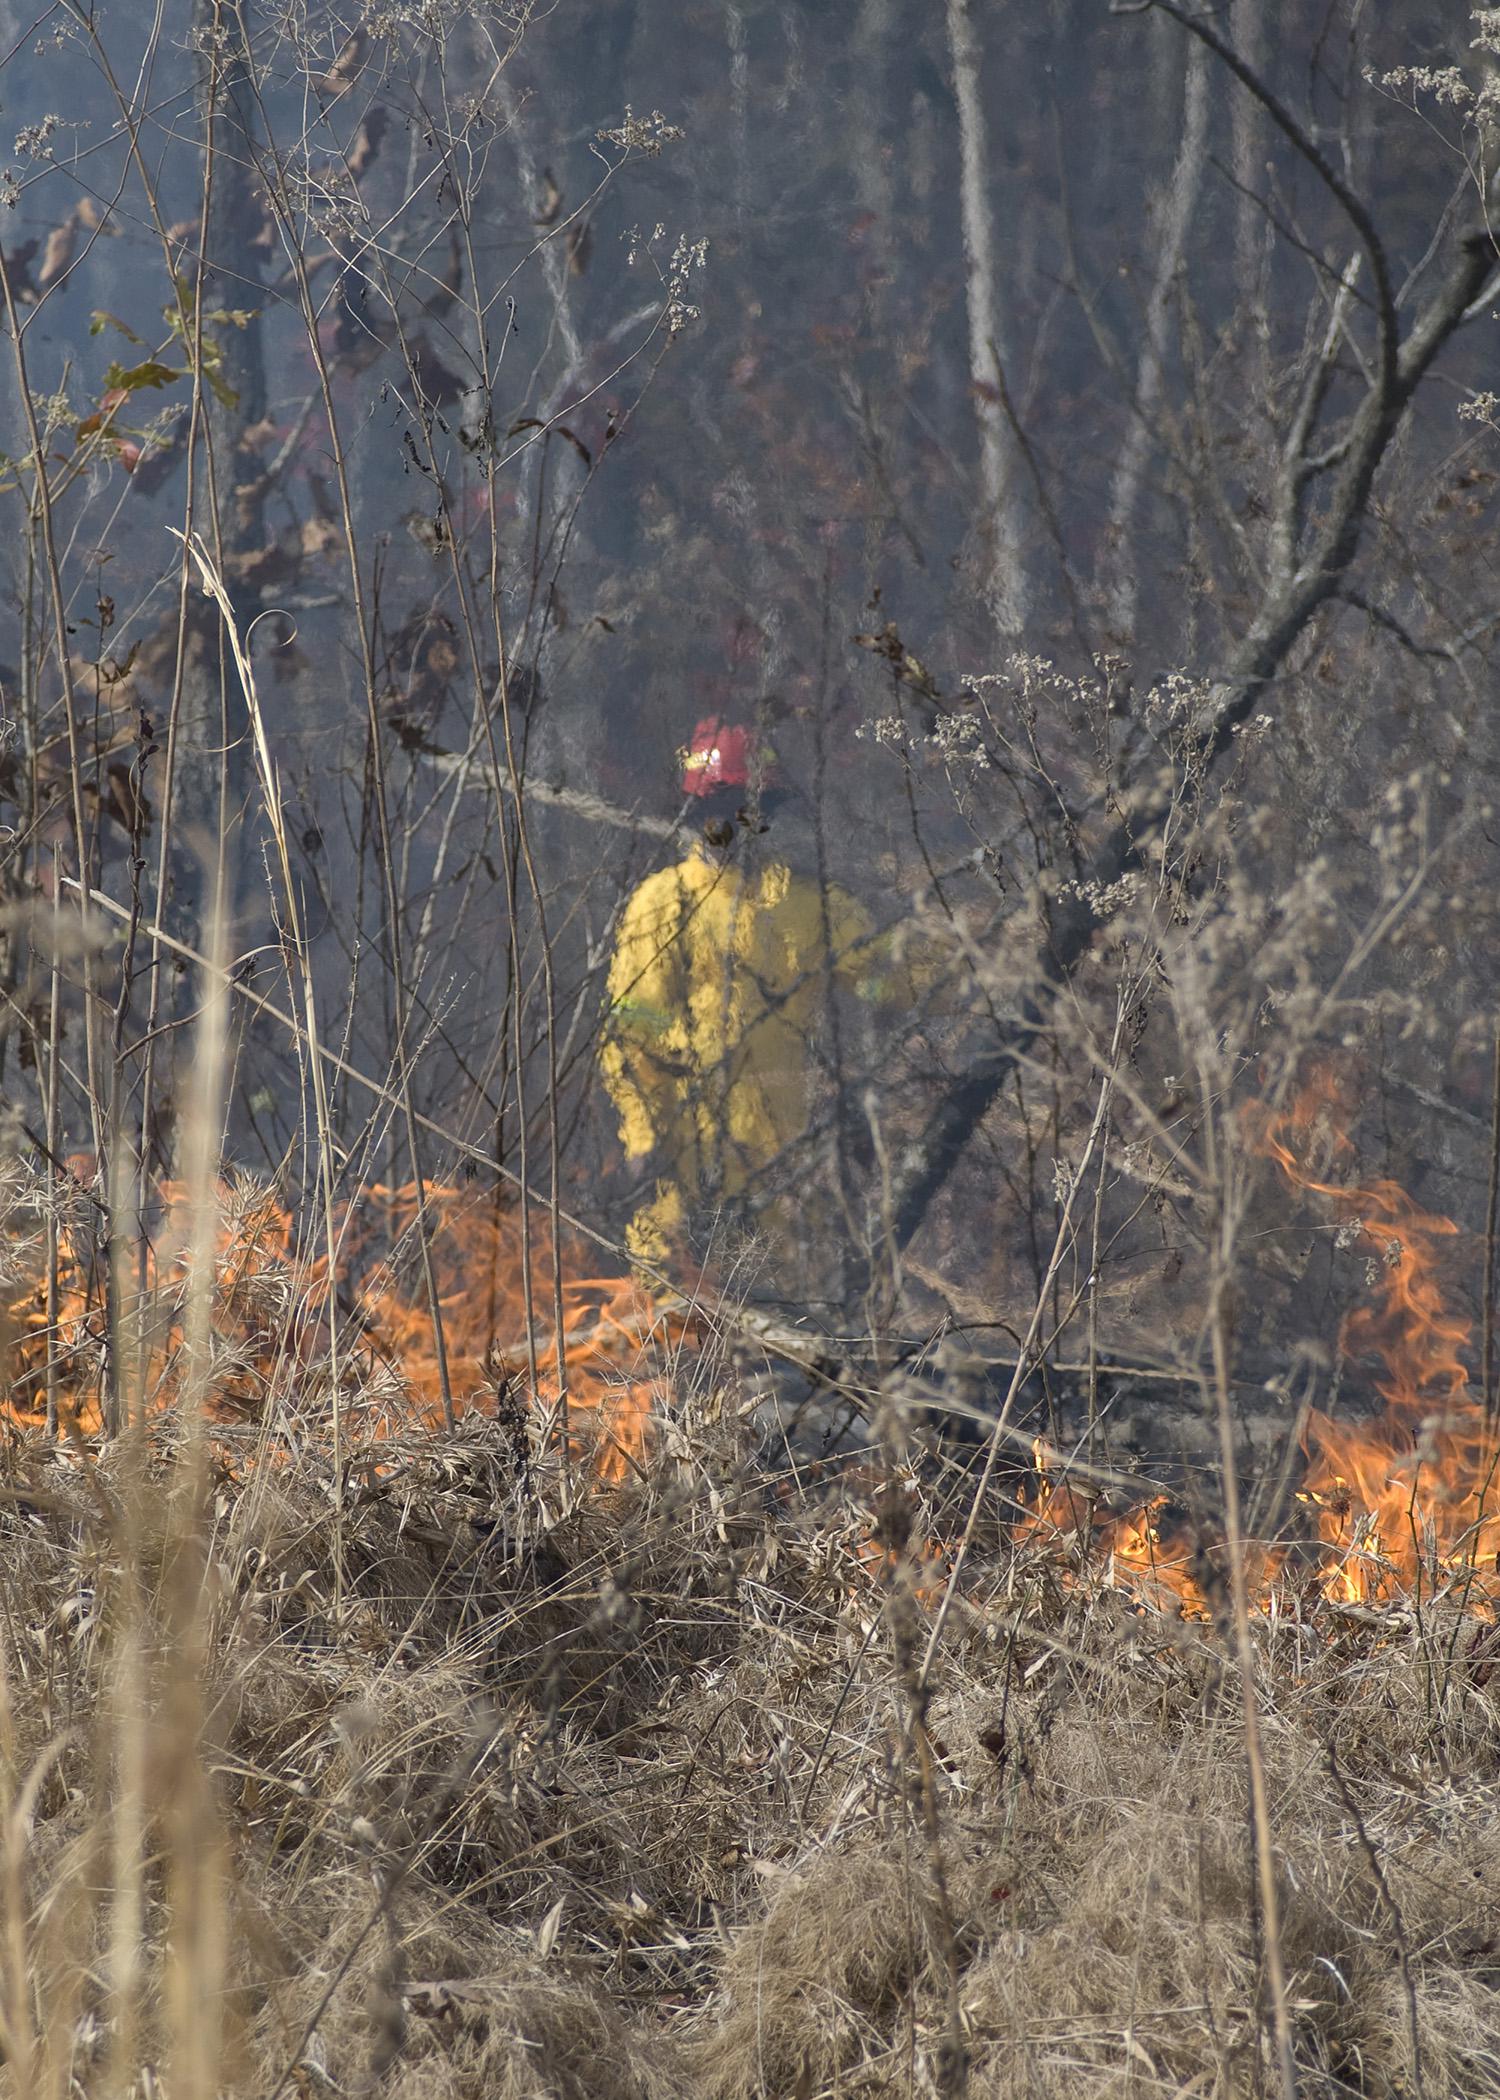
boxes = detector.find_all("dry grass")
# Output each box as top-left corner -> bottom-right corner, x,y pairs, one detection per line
2,1366 -> 1500,2100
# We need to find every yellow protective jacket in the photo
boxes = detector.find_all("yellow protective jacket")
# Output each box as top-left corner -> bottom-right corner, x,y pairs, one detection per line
601,847 -> 875,1201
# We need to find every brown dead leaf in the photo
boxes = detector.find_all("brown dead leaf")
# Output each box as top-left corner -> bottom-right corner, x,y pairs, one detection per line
534,169 -> 562,227
224,543 -> 295,590
37,199 -> 100,293
37,219 -> 77,293
4,240 -> 39,304
347,106 -> 388,180
300,516 -> 341,559
319,29 -> 368,96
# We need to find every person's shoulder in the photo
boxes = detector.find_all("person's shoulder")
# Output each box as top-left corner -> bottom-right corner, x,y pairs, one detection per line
775,864 -> 871,931
752,858 -> 870,929
629,854 -> 692,898
756,858 -> 794,908
622,852 -> 710,920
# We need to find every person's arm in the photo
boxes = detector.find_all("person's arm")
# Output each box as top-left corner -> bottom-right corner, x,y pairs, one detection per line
606,872 -> 686,1038
824,885 -> 904,1005
601,874 -> 685,1159
829,885 -> 947,1011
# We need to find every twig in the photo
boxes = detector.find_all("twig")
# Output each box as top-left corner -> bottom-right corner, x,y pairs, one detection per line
1483,1019 -> 1500,1418
1204,1173 -> 1299,2100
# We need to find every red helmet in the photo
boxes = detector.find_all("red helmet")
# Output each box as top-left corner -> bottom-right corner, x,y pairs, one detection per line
679,717 -> 781,798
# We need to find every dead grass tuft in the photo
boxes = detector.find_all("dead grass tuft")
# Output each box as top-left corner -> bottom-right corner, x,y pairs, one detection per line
695,1846 -> 964,2098
4,1394 -> 1500,2100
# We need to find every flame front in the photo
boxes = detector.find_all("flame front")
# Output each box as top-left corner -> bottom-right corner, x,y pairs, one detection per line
1250,1066 -> 1500,1608
1016,1438 -> 1212,1617
17,1070 -> 1498,1608
4,1175 -> 664,1482
345,1184 -> 664,1479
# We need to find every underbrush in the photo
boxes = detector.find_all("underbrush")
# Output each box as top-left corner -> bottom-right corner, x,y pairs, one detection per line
2,1373 -> 1499,2100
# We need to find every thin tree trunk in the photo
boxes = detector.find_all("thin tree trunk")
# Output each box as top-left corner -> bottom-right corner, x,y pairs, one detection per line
1232,0 -> 1266,291
197,0 -> 268,506
946,0 -> 1028,639
174,0 -> 267,924
1106,35 -> 1209,642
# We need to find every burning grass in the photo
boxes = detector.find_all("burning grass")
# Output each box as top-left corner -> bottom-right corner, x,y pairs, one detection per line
1251,1067 -> 1500,1611
8,1072 -> 1500,2096
0,1166 -> 664,1477
1011,1065 -> 1500,1628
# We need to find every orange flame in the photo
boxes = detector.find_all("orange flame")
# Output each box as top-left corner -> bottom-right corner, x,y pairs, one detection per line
341,1183 -> 665,1479
1249,1064 -> 1500,1608
4,1174 -> 666,1482
1015,1439 -> 1211,1618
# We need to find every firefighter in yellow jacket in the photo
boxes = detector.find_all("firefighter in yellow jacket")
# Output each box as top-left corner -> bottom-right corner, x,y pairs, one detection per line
602,718 -> 877,1268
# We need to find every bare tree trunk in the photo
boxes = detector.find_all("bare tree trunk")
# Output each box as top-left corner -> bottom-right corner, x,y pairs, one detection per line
490,66 -> 587,644
1105,34 -> 1209,643
173,0 -> 266,921
945,0 -> 1028,640
197,1 -> 268,512
1232,0 -> 1266,289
